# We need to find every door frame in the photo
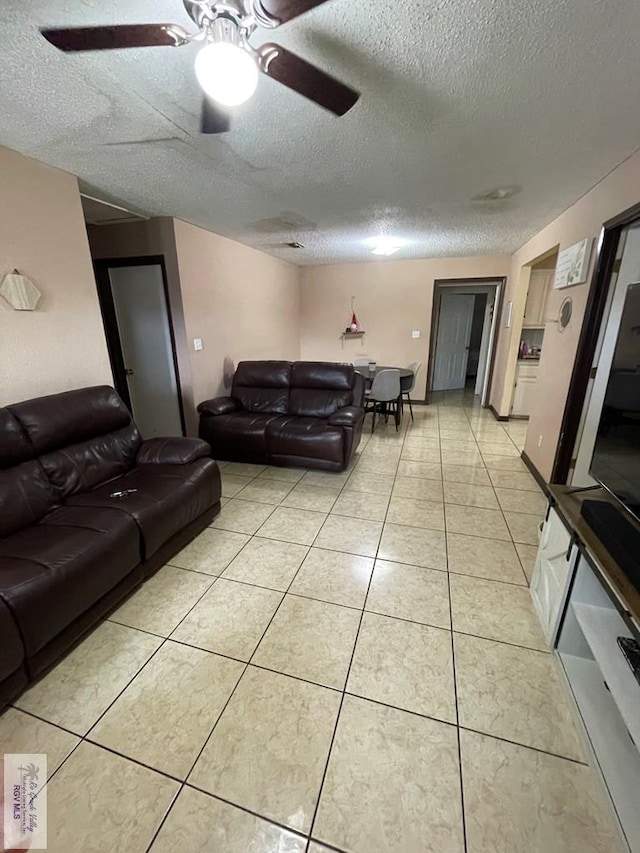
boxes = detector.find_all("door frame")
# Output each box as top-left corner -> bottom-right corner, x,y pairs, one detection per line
427,277 -> 505,405
552,200 -> 640,483
93,255 -> 187,435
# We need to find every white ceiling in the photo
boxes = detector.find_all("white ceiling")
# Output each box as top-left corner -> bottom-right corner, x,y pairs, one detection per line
1,0 -> 640,265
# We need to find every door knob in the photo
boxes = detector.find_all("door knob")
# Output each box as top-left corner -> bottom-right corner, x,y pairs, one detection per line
125,368 -> 134,376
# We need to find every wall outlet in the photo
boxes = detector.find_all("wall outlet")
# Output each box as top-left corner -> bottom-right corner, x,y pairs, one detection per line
412,330 -> 421,339
538,434 -> 543,448
193,338 -> 203,351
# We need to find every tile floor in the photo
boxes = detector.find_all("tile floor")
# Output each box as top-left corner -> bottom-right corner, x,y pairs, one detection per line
1,393 -> 625,852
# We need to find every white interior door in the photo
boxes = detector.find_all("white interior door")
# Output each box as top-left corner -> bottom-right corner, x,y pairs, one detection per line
432,293 -> 475,391
109,264 -> 183,438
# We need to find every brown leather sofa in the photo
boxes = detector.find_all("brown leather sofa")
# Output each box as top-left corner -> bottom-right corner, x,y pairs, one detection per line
198,361 -> 365,472
0,385 -> 221,708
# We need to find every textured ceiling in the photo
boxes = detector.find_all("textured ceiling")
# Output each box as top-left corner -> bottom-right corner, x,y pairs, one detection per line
1,0 -> 640,264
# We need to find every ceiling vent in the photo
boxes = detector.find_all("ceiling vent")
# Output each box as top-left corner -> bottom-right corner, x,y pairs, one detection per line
472,185 -> 522,202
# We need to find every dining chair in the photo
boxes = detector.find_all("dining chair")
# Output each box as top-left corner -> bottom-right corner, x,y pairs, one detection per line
402,361 -> 422,420
365,369 -> 401,432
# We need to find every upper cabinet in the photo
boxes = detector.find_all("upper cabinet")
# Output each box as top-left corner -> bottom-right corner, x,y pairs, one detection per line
523,269 -> 552,327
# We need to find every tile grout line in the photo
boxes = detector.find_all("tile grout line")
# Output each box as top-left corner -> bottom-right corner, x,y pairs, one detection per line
442,403 -> 469,853
144,510 -> 314,849
304,411 -> 411,851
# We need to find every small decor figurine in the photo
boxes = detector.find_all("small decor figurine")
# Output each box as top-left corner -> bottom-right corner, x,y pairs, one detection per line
346,296 -> 360,333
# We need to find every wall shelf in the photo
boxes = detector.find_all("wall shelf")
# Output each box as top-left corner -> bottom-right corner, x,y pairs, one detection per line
341,331 -> 366,338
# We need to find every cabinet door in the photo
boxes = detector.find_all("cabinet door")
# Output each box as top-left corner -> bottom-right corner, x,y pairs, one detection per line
531,506 -> 576,644
524,270 -> 551,326
511,375 -> 537,415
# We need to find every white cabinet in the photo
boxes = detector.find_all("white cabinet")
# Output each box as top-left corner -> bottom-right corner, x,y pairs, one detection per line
523,269 -> 552,327
511,362 -> 538,416
531,506 -> 577,643
532,491 -> 640,852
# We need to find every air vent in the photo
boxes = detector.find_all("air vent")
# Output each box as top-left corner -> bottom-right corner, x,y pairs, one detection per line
472,185 -> 522,202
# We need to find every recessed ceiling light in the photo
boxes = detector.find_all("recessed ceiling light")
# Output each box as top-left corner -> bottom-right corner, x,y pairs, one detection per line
472,185 -> 522,202
367,236 -> 406,256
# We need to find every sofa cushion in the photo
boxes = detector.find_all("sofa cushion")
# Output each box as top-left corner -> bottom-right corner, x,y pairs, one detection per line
0,598 -> 24,681
0,409 -> 34,468
9,386 -> 142,501
203,411 -> 288,456
66,460 -> 220,559
0,460 -> 56,537
232,361 -> 291,414
266,416 -> 345,464
289,362 -> 355,417
0,506 -> 140,657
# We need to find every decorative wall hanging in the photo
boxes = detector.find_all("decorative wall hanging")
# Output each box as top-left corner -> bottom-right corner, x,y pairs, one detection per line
553,239 -> 593,290
342,295 -> 365,337
558,297 -> 573,331
0,270 -> 42,310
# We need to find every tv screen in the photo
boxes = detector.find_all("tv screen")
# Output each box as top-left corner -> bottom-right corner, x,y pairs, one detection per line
590,282 -> 640,522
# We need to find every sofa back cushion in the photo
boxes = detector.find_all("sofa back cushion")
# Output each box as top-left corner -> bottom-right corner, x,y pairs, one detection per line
289,362 -> 356,418
232,361 -> 291,414
0,409 -> 55,537
8,386 -> 141,500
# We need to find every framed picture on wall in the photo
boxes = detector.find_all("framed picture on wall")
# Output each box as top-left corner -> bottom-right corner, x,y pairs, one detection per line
554,238 -> 593,289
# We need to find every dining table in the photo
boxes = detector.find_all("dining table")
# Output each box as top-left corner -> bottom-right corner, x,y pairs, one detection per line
355,365 -> 414,392
355,365 -> 414,427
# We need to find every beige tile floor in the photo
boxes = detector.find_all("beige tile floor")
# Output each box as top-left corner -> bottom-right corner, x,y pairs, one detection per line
1,396 -> 626,852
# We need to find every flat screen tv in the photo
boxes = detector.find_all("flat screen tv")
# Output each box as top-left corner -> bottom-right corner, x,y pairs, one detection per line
590,281 -> 640,523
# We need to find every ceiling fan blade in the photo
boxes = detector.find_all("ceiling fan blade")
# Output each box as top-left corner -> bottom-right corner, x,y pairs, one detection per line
41,24 -> 188,52
258,43 -> 359,116
200,97 -> 231,134
254,0 -> 332,26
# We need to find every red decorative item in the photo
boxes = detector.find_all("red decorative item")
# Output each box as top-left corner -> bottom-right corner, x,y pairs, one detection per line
348,296 -> 360,332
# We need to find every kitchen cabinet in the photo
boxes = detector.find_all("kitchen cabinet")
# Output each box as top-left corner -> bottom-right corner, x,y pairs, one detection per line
523,269 -> 552,327
511,362 -> 538,416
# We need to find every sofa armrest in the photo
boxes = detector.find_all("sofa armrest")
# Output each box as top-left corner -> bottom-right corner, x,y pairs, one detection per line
328,406 -> 364,427
197,397 -> 241,416
136,437 -> 211,465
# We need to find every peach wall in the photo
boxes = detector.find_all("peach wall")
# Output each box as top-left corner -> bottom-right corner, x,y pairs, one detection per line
490,148 -> 640,481
299,256 -> 511,400
172,219 -> 300,406
0,147 -> 111,405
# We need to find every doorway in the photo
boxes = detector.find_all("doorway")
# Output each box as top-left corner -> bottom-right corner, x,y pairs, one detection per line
94,257 -> 185,438
428,279 -> 504,405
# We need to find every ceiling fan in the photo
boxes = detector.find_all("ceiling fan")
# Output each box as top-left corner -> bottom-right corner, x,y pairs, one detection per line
40,0 -> 360,134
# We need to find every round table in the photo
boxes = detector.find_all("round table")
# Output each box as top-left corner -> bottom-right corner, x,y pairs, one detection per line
355,365 -> 414,391
355,366 -> 415,429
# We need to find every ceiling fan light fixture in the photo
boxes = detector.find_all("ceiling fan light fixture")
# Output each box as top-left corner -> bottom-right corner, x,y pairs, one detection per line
195,42 -> 259,106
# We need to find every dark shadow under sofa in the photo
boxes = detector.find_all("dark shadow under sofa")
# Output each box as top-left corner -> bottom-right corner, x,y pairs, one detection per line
0,385 -> 221,708
198,361 -> 365,472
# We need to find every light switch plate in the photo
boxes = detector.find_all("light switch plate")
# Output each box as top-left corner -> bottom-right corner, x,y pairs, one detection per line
412,330 -> 421,339
193,338 -> 203,351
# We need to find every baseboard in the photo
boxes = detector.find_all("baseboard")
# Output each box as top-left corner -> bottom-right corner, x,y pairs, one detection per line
521,450 -> 549,495
488,404 -> 509,422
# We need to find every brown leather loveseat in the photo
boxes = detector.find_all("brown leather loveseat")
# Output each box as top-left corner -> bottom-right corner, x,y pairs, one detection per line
0,385 -> 221,708
198,361 -> 365,471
